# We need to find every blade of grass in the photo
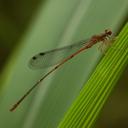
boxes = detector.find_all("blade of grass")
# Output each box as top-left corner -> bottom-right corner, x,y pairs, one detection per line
58,23 -> 128,128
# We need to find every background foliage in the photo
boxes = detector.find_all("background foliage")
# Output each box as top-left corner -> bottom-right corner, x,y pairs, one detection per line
0,0 -> 128,128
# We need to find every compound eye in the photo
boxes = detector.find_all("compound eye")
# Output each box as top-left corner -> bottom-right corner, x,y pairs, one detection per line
108,30 -> 112,35
105,29 -> 112,35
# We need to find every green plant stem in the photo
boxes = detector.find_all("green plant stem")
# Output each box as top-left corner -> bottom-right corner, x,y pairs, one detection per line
58,23 -> 128,128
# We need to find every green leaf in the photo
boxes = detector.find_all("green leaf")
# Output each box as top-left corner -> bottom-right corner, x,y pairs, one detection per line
58,23 -> 128,128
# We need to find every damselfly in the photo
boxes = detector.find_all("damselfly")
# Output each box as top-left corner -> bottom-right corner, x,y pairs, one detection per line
10,29 -> 112,111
